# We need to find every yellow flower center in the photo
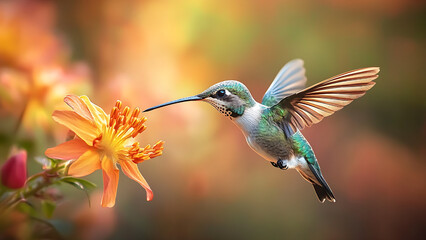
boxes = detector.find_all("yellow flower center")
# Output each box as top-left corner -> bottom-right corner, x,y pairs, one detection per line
93,100 -> 149,165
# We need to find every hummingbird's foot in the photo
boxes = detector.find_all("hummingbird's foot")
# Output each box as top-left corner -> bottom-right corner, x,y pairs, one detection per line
271,159 -> 288,170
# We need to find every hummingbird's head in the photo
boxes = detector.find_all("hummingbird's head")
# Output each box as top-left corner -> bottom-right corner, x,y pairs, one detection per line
143,80 -> 256,119
197,80 -> 256,118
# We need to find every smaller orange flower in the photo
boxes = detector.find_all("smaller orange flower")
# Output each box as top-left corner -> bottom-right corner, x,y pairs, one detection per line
45,95 -> 164,207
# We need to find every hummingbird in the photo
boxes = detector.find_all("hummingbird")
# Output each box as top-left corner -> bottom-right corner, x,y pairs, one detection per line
144,59 -> 379,203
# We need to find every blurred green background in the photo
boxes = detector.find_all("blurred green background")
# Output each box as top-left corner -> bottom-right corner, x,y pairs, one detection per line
0,0 -> 425,239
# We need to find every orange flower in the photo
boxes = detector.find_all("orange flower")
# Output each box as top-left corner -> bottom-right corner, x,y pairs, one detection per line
45,95 -> 164,207
0,1 -> 91,133
0,66 -> 91,132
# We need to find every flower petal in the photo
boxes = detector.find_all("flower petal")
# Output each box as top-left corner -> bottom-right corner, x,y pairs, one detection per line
101,157 -> 120,208
52,110 -> 99,145
45,138 -> 91,160
79,95 -> 109,128
64,95 -> 93,121
120,160 -> 153,201
68,149 -> 101,177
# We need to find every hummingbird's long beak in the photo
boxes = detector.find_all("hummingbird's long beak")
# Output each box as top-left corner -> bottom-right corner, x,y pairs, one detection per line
143,95 -> 203,112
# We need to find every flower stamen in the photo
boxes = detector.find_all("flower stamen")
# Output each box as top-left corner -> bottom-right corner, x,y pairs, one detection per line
127,140 -> 164,164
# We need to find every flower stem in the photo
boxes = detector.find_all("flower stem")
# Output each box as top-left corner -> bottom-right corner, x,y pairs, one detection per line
0,169 -> 60,215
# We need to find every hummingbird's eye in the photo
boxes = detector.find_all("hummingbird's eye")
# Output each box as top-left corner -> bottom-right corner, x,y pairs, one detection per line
217,89 -> 226,97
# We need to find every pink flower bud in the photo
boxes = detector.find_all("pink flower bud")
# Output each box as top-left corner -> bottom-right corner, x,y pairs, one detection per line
1,150 -> 27,189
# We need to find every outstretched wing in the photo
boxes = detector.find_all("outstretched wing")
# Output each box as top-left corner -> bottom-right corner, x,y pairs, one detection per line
275,67 -> 379,133
262,59 -> 307,107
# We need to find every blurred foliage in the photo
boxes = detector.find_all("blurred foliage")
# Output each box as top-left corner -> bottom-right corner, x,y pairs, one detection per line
0,0 -> 425,239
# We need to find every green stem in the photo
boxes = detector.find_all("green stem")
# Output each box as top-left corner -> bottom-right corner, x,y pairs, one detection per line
0,190 -> 22,214
0,191 -> 18,208
0,187 -> 6,198
0,158 -> 71,215
25,172 -> 44,185
0,171 -> 58,214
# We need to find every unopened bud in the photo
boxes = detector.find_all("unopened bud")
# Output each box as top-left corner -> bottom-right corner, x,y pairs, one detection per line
1,150 -> 27,189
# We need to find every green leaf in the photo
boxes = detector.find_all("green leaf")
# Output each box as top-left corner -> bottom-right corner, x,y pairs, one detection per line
41,200 -> 56,218
16,201 -> 37,217
60,177 -> 96,190
60,177 -> 95,207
